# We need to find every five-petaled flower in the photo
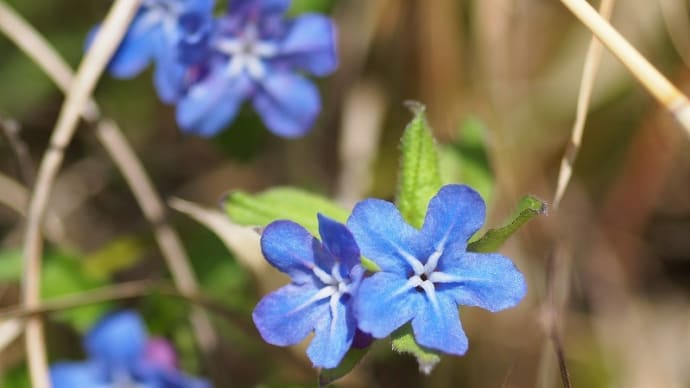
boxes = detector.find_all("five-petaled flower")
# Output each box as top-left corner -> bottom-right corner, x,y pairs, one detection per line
176,0 -> 338,137
50,310 -> 209,388
252,214 -> 364,368
347,184 -> 527,356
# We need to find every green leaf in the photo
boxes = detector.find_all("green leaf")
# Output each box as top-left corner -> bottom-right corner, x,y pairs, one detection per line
391,102 -> 444,371
440,117 -> 495,202
396,102 -> 443,229
390,325 -> 441,374
360,256 -> 381,272
318,348 -> 369,386
224,186 -> 349,236
83,235 -> 146,279
0,249 -> 22,282
42,252 -> 110,332
468,195 -> 547,253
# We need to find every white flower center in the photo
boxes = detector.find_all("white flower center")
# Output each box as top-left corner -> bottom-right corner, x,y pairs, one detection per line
214,23 -> 278,79
391,242 -> 464,315
290,262 -> 354,335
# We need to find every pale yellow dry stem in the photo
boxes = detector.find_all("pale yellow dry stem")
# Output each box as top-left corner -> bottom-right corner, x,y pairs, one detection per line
543,3 -> 620,387
559,0 -> 690,140
553,0 -> 615,210
19,1 -> 140,386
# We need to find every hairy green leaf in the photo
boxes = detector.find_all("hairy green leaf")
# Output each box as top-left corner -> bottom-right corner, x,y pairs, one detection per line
391,102 -> 444,371
468,195 -> 547,252
391,324 -> 441,374
396,102 -> 443,229
224,186 -> 349,236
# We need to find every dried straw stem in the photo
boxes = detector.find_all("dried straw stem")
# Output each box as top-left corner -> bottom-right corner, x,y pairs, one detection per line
559,0 -> 690,139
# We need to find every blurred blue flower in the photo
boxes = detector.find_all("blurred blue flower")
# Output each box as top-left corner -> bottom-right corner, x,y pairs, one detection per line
176,0 -> 338,137
348,184 -> 527,355
50,310 -> 209,388
253,214 -> 363,368
88,0 -> 215,103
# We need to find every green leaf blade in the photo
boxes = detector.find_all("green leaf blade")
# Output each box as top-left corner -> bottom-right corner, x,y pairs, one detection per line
390,324 -> 441,374
468,195 -> 547,253
391,102 -> 444,371
224,186 -> 349,236
396,102 -> 443,229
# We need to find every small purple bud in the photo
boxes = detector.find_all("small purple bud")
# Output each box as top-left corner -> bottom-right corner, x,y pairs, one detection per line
144,338 -> 178,371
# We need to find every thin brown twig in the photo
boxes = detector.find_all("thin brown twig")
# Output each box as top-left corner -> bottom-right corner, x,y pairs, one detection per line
544,246 -> 572,388
0,280 -> 254,333
553,0 -> 616,210
544,2 -> 616,387
0,0 -> 216,362
18,2 -> 140,387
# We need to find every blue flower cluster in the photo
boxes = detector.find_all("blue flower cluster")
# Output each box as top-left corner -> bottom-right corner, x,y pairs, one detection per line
90,0 -> 337,137
50,311 -> 208,388
252,184 -> 528,368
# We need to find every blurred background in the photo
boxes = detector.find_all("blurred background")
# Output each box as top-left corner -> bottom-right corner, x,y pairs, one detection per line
1,0 -> 690,386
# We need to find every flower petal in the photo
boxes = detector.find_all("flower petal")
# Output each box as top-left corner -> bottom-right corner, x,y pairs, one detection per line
260,220 -> 317,282
437,252 -> 527,312
253,283 -> 329,346
87,11 -> 162,79
347,199 -> 424,275
141,368 -> 210,388
277,14 -> 338,76
50,362 -> 101,388
177,10 -> 214,66
411,293 -> 468,355
153,52 -> 187,104
306,298 -> 355,368
183,0 -> 215,14
420,184 -> 486,254
176,66 -> 252,136
354,272 -> 424,338
84,310 -> 146,369
228,0 -> 290,16
317,214 -> 360,270
253,71 -> 320,138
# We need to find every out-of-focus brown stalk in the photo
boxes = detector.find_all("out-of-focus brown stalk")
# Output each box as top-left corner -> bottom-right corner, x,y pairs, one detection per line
7,1 -> 140,386
545,1 -> 616,387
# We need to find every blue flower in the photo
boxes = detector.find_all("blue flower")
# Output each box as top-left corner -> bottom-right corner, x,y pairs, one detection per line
89,0 -> 215,103
50,310 -> 209,388
347,184 -> 527,355
253,214 -> 364,368
176,0 -> 338,137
